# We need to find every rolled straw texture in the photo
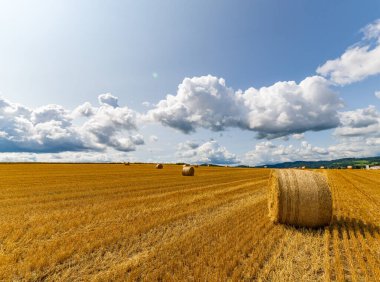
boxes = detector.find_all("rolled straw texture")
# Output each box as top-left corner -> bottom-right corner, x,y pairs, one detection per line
268,169 -> 332,227
182,166 -> 195,176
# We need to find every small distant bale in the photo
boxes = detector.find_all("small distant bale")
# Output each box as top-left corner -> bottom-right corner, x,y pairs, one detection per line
182,166 -> 195,176
268,169 -> 332,228
194,165 -> 199,168
124,162 -> 130,166
301,166 -> 306,169
347,166 -> 353,169
156,164 -> 163,169
207,164 -> 210,167
264,166 -> 268,168
365,165 -> 369,170
320,166 -> 325,169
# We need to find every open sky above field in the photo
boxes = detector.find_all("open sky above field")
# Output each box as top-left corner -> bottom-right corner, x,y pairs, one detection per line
1,0 -> 380,165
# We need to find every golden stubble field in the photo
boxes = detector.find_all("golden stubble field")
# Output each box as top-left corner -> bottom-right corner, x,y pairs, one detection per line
0,164 -> 379,281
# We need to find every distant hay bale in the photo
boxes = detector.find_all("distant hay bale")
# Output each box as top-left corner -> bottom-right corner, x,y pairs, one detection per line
194,165 -> 199,168
268,169 -> 332,228
301,166 -> 306,169
156,164 -> 163,169
347,166 -> 353,169
320,166 -> 325,169
124,162 -> 130,166
182,166 -> 195,176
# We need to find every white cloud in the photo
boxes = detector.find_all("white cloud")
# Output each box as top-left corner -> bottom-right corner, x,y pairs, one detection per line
147,75 -> 342,139
244,106 -> 380,166
31,104 -> 71,125
375,91 -> 380,99
292,133 -> 304,140
317,19 -> 380,85
80,102 -> 141,152
149,135 -> 158,142
244,137 -> 380,166
72,102 -> 95,118
241,76 -> 342,138
176,140 -> 239,164
142,101 -> 153,108
98,93 -> 119,108
0,95 -> 144,153
244,141 -> 328,165
0,151 -> 136,163
334,106 -> 380,137
147,75 -> 244,133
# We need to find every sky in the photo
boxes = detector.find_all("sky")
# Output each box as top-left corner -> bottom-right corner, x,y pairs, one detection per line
1,0 -> 380,165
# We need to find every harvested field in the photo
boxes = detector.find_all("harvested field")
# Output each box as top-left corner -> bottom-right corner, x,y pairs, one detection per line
0,164 -> 379,281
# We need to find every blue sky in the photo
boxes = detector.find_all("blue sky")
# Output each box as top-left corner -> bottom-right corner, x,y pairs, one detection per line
1,0 -> 380,164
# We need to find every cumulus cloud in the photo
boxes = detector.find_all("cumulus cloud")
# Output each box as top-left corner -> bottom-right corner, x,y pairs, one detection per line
244,141 -> 328,165
0,97 -> 86,153
375,91 -> 380,99
176,140 -> 239,164
0,151 -> 136,163
98,93 -> 119,108
241,76 -> 342,138
317,19 -> 380,85
334,106 -> 380,138
147,75 -> 342,139
147,76 -> 244,133
80,103 -> 140,152
0,95 -> 144,153
244,137 -> 380,166
244,106 -> 380,166
72,102 -> 95,118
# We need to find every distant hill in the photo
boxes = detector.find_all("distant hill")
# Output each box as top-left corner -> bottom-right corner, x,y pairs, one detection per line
257,156 -> 380,169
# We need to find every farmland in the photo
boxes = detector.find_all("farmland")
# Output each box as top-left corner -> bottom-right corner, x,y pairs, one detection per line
0,164 -> 379,281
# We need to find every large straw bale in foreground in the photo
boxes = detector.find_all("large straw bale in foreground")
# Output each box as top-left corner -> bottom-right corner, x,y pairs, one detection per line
268,169 -> 332,227
182,166 -> 195,176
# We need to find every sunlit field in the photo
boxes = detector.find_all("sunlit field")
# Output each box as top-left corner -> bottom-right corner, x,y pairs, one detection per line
0,164 -> 379,281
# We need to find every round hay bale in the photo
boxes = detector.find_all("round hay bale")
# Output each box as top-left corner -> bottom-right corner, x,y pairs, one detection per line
268,169 -> 332,228
156,164 -> 163,169
124,162 -> 130,166
182,166 -> 195,176
194,165 -> 199,168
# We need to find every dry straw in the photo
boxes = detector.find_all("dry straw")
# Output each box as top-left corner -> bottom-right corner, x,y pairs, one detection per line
156,164 -> 163,169
182,166 -> 195,176
268,169 -> 332,227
